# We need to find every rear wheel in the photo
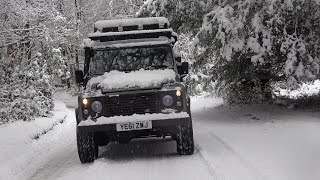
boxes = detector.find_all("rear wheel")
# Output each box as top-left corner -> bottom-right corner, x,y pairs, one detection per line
176,119 -> 194,155
77,128 -> 98,163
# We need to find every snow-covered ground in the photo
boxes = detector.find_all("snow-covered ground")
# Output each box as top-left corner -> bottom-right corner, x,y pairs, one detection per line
192,98 -> 320,180
1,92 -> 320,180
274,80 -> 320,98
0,101 -> 68,180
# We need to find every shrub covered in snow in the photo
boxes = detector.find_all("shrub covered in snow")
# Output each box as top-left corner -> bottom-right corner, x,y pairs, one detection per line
194,0 -> 320,103
138,0 -> 320,103
0,54 -> 54,125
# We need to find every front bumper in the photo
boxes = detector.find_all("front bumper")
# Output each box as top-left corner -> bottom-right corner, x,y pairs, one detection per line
77,117 -> 190,133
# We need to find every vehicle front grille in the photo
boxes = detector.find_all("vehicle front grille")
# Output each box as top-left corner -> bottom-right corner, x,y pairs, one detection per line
105,92 -> 159,117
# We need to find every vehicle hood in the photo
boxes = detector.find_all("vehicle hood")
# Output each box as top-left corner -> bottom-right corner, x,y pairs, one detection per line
86,69 -> 176,92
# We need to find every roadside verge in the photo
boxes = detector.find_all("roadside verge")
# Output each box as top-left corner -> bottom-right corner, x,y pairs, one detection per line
0,101 -> 68,180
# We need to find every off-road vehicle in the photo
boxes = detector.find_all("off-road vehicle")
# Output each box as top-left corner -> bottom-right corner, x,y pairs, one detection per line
75,17 -> 194,163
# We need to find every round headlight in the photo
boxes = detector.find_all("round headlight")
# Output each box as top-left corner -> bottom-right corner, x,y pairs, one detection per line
82,98 -> 88,105
91,101 -> 102,112
176,90 -> 182,97
162,95 -> 173,107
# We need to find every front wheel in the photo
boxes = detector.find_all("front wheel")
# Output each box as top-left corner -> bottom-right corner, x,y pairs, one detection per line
176,119 -> 194,155
77,128 -> 98,163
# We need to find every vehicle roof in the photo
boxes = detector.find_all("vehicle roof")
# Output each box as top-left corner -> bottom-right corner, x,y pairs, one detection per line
88,28 -> 176,42
94,17 -> 169,32
88,28 -> 173,38
82,37 -> 174,49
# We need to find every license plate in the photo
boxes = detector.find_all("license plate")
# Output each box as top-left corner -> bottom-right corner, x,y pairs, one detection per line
116,121 -> 152,132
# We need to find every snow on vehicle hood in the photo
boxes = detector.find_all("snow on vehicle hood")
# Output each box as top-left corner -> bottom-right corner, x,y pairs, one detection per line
87,69 -> 176,91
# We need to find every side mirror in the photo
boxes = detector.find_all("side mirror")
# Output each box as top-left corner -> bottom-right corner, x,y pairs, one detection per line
175,56 -> 181,63
75,70 -> 84,84
174,51 -> 182,63
181,62 -> 189,74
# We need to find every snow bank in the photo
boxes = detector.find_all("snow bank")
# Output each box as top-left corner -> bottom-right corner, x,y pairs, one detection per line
0,101 -> 67,160
87,69 -> 176,90
191,96 -> 224,111
0,101 -> 68,180
78,112 -> 190,126
275,80 -> 320,98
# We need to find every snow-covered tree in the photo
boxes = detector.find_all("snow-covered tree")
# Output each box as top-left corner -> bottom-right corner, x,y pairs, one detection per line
136,0 -> 215,34
0,53 -> 53,124
51,48 -> 71,86
23,53 -> 54,116
0,0 -> 73,124
138,0 -> 320,103
70,0 -> 143,39
194,0 -> 320,102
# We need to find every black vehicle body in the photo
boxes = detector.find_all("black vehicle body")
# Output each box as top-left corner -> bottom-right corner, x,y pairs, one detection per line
75,17 -> 194,163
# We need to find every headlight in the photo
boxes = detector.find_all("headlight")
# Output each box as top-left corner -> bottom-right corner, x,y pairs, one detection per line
82,98 -> 88,105
162,95 -> 173,107
91,101 -> 102,112
176,90 -> 181,97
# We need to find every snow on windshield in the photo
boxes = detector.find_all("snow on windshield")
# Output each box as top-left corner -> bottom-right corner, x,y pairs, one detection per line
89,46 -> 173,74
87,69 -> 176,90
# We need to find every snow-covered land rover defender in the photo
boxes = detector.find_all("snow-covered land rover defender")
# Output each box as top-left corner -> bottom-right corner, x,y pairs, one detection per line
75,17 -> 194,163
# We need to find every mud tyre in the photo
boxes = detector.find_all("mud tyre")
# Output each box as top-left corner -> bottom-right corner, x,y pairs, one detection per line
77,128 -> 98,163
176,119 -> 194,155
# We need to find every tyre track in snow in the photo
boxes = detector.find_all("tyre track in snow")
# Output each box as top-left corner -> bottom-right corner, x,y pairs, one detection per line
191,99 -> 265,180
194,145 -> 218,178
195,131 -> 265,180
29,143 -> 79,180
28,108 -> 79,180
31,138 -> 216,180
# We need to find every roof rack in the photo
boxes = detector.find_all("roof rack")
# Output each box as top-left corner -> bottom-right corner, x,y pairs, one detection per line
89,29 -> 177,42
82,37 -> 173,49
94,17 -> 169,33
89,17 -> 177,44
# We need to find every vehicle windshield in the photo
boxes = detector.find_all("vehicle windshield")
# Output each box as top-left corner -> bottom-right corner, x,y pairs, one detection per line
89,45 -> 173,75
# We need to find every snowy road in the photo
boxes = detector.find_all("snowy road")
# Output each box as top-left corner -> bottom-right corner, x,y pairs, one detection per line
29,108 -> 215,180
28,98 -> 259,180
2,95 -> 320,180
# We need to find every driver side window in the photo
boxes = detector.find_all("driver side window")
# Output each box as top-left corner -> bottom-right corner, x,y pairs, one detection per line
90,52 -> 108,75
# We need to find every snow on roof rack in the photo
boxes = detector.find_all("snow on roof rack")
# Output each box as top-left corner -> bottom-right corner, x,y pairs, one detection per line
88,28 -> 177,43
88,17 -> 177,44
94,17 -> 169,33
82,37 -> 174,49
